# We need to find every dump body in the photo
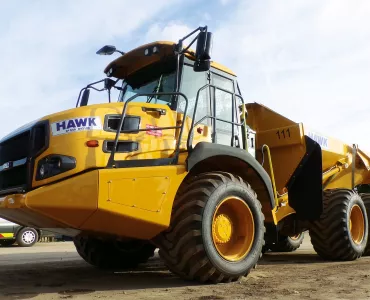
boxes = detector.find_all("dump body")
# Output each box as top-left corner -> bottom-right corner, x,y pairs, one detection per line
245,102 -> 370,223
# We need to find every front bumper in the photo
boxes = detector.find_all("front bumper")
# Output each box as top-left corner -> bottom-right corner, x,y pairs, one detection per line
0,166 -> 183,240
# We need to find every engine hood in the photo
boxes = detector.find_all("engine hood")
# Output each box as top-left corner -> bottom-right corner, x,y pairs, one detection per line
0,102 -> 125,143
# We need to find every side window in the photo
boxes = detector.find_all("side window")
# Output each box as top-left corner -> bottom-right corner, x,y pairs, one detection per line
212,73 -> 238,146
178,65 -> 210,125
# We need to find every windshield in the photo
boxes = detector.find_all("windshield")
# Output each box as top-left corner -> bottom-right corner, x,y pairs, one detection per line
119,72 -> 176,105
118,59 -> 177,106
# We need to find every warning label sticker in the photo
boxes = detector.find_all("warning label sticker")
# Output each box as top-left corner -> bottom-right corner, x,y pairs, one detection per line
146,124 -> 162,137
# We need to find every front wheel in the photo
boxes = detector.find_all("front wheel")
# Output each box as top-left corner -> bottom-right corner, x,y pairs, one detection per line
16,227 -> 38,247
73,237 -> 156,270
156,171 -> 265,284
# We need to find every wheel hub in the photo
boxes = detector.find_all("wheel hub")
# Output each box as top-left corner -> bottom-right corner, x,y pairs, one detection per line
211,196 -> 255,262
22,231 -> 35,244
213,214 -> 233,244
349,204 -> 365,245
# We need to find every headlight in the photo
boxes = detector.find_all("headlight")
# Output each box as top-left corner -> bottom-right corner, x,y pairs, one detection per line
36,155 -> 76,180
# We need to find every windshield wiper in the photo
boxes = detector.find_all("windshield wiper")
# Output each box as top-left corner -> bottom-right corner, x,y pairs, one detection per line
146,75 -> 163,103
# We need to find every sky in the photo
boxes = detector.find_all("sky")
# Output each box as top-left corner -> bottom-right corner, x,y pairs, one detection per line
1,0 -> 370,151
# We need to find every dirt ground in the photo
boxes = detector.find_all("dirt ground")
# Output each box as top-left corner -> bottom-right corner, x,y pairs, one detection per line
1,236 -> 370,300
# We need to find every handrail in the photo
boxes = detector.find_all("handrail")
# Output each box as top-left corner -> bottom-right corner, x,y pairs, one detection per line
106,91 -> 188,168
262,144 -> 279,209
186,83 -> 246,151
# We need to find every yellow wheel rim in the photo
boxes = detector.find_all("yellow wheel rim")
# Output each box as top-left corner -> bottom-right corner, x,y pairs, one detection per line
349,204 -> 365,245
211,196 -> 254,261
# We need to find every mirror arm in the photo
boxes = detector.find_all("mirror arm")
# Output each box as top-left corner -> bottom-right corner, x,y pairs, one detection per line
179,26 -> 207,43
180,34 -> 199,54
176,26 -> 207,54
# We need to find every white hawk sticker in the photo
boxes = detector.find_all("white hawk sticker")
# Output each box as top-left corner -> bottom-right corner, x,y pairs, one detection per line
51,117 -> 102,136
307,130 -> 329,150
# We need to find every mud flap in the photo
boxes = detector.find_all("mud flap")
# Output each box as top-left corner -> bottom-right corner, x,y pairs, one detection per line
286,136 -> 323,220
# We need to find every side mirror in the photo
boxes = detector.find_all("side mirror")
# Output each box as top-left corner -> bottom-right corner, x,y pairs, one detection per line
193,31 -> 213,72
104,78 -> 116,90
80,89 -> 90,107
195,31 -> 213,60
96,45 -> 117,55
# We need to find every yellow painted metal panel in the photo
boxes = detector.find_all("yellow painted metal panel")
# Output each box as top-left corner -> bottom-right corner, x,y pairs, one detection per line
275,203 -> 296,224
79,165 -> 188,239
0,166 -> 188,239
32,102 -> 179,188
257,124 -> 304,150
107,175 -> 170,212
103,41 -> 236,78
177,113 -> 212,150
26,171 -> 98,228
245,103 -> 306,193
244,102 -> 370,225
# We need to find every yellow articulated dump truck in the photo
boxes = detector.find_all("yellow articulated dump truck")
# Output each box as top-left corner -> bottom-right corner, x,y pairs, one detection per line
1,25 -> 370,283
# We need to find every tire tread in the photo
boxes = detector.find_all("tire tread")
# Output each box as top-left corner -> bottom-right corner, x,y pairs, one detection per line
309,189 -> 367,261
155,171 -> 264,283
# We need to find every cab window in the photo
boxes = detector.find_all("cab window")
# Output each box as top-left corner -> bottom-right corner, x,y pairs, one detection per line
211,72 -> 240,146
178,64 -> 210,125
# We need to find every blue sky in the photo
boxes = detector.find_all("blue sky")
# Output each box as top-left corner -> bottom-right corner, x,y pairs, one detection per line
1,0 -> 370,151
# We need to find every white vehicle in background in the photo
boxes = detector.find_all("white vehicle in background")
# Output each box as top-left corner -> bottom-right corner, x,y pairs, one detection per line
0,217 -> 40,247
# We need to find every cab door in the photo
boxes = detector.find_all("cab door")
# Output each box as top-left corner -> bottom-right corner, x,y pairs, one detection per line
210,71 -> 242,148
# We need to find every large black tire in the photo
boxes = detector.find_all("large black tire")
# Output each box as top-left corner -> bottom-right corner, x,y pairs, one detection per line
0,239 -> 16,247
309,189 -> 368,260
269,232 -> 304,252
73,236 -> 156,270
360,193 -> 370,256
16,227 -> 38,247
155,171 -> 265,284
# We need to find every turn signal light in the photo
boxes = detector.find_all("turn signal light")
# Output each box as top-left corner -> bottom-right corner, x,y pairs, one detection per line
86,140 -> 99,147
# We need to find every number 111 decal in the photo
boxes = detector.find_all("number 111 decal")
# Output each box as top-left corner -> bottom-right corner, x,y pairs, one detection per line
276,129 -> 291,139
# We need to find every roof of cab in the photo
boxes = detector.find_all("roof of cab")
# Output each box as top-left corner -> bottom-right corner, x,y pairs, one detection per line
103,41 -> 236,78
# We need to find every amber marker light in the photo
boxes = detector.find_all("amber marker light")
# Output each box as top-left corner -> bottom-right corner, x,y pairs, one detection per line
86,140 -> 99,147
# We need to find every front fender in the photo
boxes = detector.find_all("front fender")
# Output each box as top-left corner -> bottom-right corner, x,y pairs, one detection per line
186,142 -> 275,209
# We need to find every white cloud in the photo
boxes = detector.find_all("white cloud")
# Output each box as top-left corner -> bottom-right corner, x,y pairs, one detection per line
139,1 -> 370,152
142,22 -> 194,45
1,0 -> 370,154
0,0 -> 181,137
213,0 -> 370,151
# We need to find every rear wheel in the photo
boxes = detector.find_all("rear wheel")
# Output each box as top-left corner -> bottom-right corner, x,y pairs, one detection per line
360,193 -> 370,256
309,189 -> 368,260
269,232 -> 304,252
155,171 -> 265,284
16,227 -> 38,247
73,237 -> 156,270
0,239 -> 16,247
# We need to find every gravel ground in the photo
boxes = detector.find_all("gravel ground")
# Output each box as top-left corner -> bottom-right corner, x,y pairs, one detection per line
1,237 -> 370,300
